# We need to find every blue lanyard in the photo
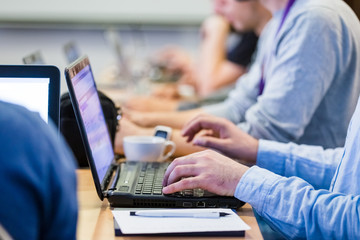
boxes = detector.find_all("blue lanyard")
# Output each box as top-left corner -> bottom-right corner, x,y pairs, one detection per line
258,0 -> 296,96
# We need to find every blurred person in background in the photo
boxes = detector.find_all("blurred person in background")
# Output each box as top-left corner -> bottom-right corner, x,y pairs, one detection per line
124,0 -> 269,112
115,0 -> 360,157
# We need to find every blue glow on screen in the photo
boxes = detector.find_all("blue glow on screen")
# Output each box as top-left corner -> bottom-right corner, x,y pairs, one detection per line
71,65 -> 114,183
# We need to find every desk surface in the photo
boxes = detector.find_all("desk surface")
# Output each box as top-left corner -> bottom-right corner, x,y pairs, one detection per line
76,169 -> 263,240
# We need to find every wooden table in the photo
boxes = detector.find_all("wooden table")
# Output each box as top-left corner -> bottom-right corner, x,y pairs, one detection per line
76,169 -> 263,240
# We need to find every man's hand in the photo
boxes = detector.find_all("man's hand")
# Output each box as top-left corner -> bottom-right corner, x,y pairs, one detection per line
182,114 -> 259,163
200,15 -> 230,40
162,149 -> 249,196
151,46 -> 193,74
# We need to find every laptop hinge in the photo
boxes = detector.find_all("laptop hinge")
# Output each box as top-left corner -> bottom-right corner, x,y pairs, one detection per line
102,163 -> 120,197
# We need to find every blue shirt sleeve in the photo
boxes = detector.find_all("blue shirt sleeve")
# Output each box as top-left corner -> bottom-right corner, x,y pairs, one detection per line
256,139 -> 342,189
235,166 -> 360,239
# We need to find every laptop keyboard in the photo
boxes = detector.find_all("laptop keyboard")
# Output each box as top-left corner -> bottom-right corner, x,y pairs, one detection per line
135,163 -> 166,195
134,162 -> 205,197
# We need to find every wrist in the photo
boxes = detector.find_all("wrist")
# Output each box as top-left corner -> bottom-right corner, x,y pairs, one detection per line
231,164 -> 250,196
238,138 -> 259,165
249,139 -> 259,164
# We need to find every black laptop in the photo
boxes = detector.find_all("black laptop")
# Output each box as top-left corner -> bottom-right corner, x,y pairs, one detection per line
65,56 -> 244,208
0,65 -> 60,127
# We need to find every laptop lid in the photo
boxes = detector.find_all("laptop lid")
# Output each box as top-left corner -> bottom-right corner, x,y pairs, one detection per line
0,65 -> 60,127
65,56 -> 115,200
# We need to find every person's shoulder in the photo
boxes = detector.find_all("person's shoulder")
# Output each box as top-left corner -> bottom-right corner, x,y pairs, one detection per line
293,0 -> 356,23
0,101 -> 43,122
0,101 -> 65,159
284,0 -> 358,38
0,101 -> 32,119
0,101 -> 49,136
0,101 -> 76,175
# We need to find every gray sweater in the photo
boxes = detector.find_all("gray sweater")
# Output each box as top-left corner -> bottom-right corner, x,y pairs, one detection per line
204,0 -> 360,148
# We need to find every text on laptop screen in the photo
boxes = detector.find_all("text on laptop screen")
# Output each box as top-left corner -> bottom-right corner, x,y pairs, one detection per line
0,77 -> 49,123
71,65 -> 114,182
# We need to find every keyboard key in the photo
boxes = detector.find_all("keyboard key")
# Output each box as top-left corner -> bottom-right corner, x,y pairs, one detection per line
119,186 -> 129,192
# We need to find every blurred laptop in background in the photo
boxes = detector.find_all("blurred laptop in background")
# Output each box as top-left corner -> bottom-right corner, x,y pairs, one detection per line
22,50 -> 45,64
63,41 -> 81,64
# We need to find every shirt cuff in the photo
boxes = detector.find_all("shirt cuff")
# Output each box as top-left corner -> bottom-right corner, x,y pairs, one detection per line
256,139 -> 290,176
234,166 -> 282,214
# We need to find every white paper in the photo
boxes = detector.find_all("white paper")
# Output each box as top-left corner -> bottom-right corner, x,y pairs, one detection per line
112,208 -> 250,234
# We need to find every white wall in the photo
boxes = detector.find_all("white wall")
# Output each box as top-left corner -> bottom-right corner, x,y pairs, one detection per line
0,1 -> 210,94
0,0 -> 212,25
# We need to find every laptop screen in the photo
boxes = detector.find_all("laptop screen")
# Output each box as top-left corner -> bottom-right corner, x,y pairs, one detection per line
0,77 -> 49,122
67,60 -> 114,183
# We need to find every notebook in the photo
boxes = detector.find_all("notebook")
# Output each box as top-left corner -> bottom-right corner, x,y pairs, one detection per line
112,208 -> 249,236
0,65 -> 60,127
65,55 -> 244,208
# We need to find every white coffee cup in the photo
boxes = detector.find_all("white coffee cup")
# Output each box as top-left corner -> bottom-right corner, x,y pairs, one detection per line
123,136 -> 176,162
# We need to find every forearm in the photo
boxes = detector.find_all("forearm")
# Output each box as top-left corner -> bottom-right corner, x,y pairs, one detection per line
198,62 -> 246,97
142,108 -> 205,129
211,62 -> 246,88
236,166 -> 360,239
196,16 -> 230,96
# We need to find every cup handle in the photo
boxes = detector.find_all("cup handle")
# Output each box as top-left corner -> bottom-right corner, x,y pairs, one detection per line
161,141 -> 176,161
